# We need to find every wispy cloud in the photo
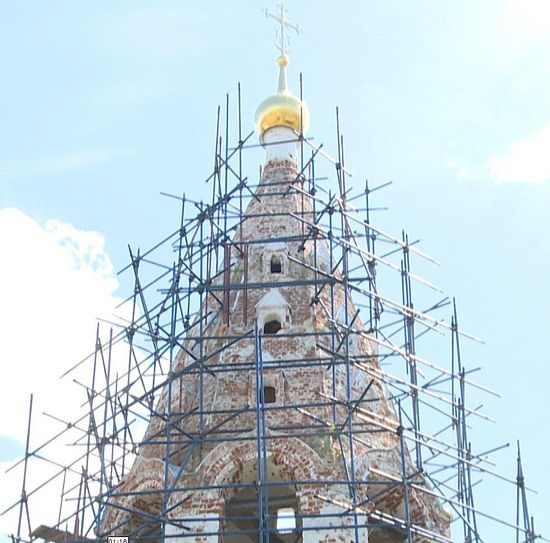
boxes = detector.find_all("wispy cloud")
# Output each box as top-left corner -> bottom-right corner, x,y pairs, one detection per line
95,6 -> 206,62
445,158 -> 477,180
497,0 -> 550,51
0,437 -> 23,462
0,149 -> 128,181
489,123 -> 550,183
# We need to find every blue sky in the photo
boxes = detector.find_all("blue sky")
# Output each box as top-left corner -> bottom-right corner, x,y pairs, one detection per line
1,1 -> 549,541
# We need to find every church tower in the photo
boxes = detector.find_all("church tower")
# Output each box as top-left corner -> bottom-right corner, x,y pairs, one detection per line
99,6 -> 451,543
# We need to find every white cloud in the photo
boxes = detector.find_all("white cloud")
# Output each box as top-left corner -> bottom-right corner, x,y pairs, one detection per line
489,123 -> 550,183
0,209 -> 156,540
484,0 -> 550,81
0,149 -> 127,180
0,209 -> 124,438
0,209 -> 126,537
497,0 -> 550,50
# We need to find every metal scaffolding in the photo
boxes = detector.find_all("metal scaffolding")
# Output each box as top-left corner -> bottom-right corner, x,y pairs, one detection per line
2,80 -> 547,543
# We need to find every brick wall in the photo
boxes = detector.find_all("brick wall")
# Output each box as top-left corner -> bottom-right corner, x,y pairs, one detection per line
101,157 -> 451,542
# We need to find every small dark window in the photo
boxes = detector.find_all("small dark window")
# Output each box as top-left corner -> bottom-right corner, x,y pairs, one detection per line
270,255 -> 282,274
263,385 -> 276,404
264,320 -> 281,335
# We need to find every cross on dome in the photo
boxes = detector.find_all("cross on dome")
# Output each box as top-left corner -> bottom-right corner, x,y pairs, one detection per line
264,2 -> 301,60
255,2 -> 310,144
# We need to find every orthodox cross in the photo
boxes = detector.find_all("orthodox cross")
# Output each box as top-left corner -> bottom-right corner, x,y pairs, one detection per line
264,3 -> 301,57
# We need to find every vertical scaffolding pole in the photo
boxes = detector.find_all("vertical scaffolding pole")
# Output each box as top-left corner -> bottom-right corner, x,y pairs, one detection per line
223,244 -> 231,325
16,394 -> 33,543
452,301 -> 480,543
401,231 -> 422,469
516,442 -> 537,543
254,322 -> 269,542
336,107 -> 361,542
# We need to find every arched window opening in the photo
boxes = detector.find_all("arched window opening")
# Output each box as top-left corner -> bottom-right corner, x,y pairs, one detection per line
221,459 -> 302,543
128,494 -> 163,543
270,255 -> 282,274
316,243 -> 331,273
264,320 -> 281,335
263,385 -> 276,404
276,508 -> 296,534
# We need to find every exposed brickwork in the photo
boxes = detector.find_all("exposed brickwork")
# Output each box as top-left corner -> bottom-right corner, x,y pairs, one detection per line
101,156 -> 451,542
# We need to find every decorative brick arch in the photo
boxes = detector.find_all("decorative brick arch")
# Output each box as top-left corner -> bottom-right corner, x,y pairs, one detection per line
201,431 -> 321,493
101,456 -> 172,534
163,433 -> 323,540
354,446 -> 402,478
354,447 -> 451,538
353,446 -> 404,501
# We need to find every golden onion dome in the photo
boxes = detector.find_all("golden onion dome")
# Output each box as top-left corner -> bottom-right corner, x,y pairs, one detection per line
254,55 -> 310,140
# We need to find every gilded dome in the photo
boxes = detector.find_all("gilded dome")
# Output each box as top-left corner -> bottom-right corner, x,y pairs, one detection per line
254,56 -> 310,139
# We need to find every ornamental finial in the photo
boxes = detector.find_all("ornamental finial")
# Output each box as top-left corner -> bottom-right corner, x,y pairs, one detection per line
264,3 -> 301,61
